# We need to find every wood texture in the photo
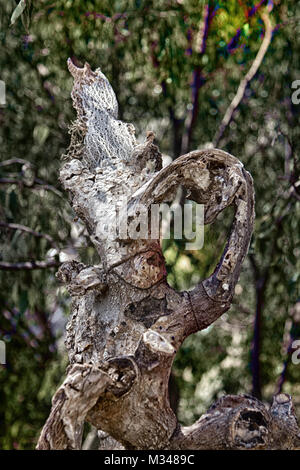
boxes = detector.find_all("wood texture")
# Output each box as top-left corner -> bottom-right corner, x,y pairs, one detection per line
37,60 -> 300,450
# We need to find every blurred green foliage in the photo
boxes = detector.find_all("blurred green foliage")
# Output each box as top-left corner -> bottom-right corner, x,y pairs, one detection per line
0,0 -> 299,449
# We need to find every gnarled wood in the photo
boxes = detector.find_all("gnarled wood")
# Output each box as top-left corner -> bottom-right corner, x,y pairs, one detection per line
37,60 -> 300,451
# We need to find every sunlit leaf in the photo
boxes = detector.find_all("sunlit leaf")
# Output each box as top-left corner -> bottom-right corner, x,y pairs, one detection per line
10,0 -> 26,26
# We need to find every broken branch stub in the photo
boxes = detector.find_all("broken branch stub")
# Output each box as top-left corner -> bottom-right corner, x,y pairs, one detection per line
36,60 -> 300,450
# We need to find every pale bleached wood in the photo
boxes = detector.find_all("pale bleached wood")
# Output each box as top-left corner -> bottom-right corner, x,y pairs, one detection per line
37,60 -> 300,451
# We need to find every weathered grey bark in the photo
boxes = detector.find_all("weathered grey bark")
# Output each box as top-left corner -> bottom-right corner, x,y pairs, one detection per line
36,60 -> 300,450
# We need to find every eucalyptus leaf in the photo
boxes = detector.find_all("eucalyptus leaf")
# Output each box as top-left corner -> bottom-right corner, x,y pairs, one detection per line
33,124 -> 50,145
10,0 -> 26,26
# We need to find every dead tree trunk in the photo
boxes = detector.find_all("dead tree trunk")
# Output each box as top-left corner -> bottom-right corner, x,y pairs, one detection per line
36,60 -> 300,450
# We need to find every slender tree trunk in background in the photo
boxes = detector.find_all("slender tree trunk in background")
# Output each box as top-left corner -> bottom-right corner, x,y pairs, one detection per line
251,288 -> 262,400
181,4 -> 215,155
169,109 -> 183,159
249,250 -> 269,402
181,66 -> 204,156
251,276 -> 267,400
36,60 -> 300,451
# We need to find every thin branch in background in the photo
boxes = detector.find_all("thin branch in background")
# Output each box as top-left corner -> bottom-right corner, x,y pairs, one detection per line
274,16 -> 300,32
31,177 -> 64,198
177,3 -> 215,208
247,0 -> 269,19
0,158 -> 63,198
0,220 -> 62,270
165,1 -> 269,159
0,259 -> 60,271
0,158 -> 29,167
181,2 -> 216,156
0,162 -> 65,271
0,221 -> 59,251
213,12 -> 273,147
0,175 -> 63,198
0,178 -> 20,184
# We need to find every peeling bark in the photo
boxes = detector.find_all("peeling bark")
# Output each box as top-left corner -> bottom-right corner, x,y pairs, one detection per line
37,60 -> 300,450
